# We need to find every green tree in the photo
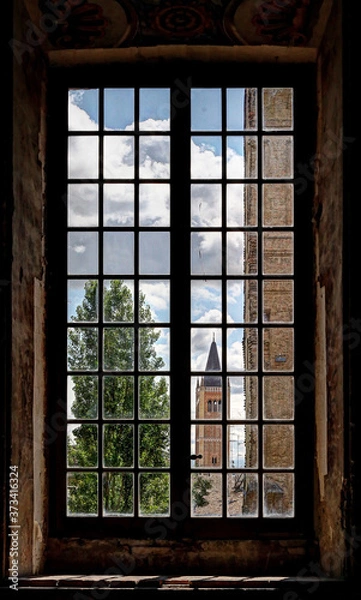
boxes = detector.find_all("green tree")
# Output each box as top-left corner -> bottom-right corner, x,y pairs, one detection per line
67,280 -> 170,516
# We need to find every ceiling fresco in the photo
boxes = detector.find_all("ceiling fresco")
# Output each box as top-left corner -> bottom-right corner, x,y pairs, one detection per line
26,0 -> 329,51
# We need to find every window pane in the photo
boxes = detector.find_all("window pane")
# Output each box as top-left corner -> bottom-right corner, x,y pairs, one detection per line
227,473 -> 258,517
191,378 -> 222,421
263,473 -> 294,518
263,425 -> 294,469
227,184 -> 257,227
67,472 -> 98,516
68,280 -> 98,323
139,88 -> 170,130
191,328 -> 222,372
191,232 -> 222,275
104,89 -> 134,131
139,473 -> 170,517
139,232 -> 170,275
67,424 -> 98,467
104,184 -> 134,227
227,136 -> 257,179
191,280 -> 222,324
68,232 -> 98,275
67,327 -> 98,371
263,376 -> 294,420
104,232 -> 134,275
263,280 -> 294,323
103,328 -> 134,371
139,424 -> 170,467
104,280 -> 134,323
263,328 -> 294,372
263,136 -> 293,179
104,136 -> 134,179
262,88 -> 293,131
227,232 -> 258,275
68,375 -> 98,419
191,136 -> 222,179
228,376 -> 258,420
68,89 -> 99,131
68,184 -> 98,227
191,184 -> 222,227
139,280 -> 170,323
103,376 -> 134,419
263,232 -> 293,275
227,88 -> 257,131
191,473 -> 222,517
103,473 -> 134,516
262,184 -> 293,227
139,327 -> 169,371
191,89 -> 222,131
103,424 -> 134,467
139,184 -> 170,226
228,425 -> 258,469
227,328 -> 258,372
227,280 -> 258,324
68,136 -> 98,179
139,136 -> 170,179
139,375 -> 170,419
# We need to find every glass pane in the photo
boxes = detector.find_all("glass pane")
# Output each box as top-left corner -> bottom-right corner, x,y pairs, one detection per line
104,88 -> 134,131
103,473 -> 134,516
263,328 -> 294,372
263,136 -> 293,179
67,424 -> 97,467
104,280 -> 134,323
139,88 -> 170,130
191,232 -> 222,275
263,232 -> 294,275
191,380 -> 222,421
139,327 -> 169,371
103,424 -> 133,467
68,232 -> 98,275
68,136 -> 98,179
227,328 -> 257,372
191,184 -> 222,227
227,184 -> 257,227
191,424 -> 222,469
191,473 -> 222,517
139,424 -> 170,467
263,473 -> 294,517
139,184 -> 170,226
67,375 -> 98,419
191,136 -> 222,179
139,473 -> 170,517
227,136 -> 257,179
228,425 -> 258,469
104,136 -> 134,179
104,232 -> 134,275
67,327 -> 98,371
139,136 -> 170,179
228,376 -> 258,420
67,472 -> 98,516
139,375 -> 170,419
191,328 -> 222,372
68,280 -> 98,323
263,424 -> 294,469
263,376 -> 294,420
227,232 -> 258,275
227,88 -> 257,131
262,184 -> 293,227
191,280 -> 222,324
191,89 -> 222,131
263,280 -> 294,323
103,184 -> 134,227
139,232 -> 170,275
68,184 -> 98,227
227,473 -> 258,517
103,376 -> 134,419
263,88 -> 293,131
68,89 -> 99,131
139,280 -> 170,323
103,328 -> 134,371
227,280 -> 258,324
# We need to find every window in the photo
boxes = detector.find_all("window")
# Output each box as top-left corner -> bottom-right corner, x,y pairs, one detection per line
48,64 -> 314,540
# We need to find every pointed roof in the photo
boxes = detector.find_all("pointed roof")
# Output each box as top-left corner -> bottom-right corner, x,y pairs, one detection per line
204,336 -> 221,388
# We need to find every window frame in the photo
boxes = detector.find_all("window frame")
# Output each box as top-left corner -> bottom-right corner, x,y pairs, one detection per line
46,61 -> 316,541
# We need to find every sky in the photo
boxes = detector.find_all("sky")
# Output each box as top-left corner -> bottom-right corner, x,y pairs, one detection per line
66,87 -> 261,429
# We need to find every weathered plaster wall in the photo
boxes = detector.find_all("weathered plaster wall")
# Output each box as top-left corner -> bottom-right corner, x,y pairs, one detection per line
314,0 -> 345,576
12,0 -> 48,576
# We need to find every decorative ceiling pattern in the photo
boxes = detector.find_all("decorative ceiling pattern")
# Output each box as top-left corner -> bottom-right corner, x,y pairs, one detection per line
32,0 -> 327,50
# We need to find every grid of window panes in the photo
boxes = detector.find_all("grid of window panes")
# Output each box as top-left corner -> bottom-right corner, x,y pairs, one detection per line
66,88 -> 171,517
189,87 -> 295,519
